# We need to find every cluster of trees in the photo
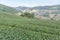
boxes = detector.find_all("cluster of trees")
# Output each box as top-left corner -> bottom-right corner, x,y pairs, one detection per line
20,12 -> 58,20
21,12 -> 34,18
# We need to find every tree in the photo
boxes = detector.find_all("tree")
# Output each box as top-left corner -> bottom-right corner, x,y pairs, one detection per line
21,12 -> 34,18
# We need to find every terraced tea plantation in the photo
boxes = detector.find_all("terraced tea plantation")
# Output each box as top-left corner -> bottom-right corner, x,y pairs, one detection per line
0,12 -> 60,40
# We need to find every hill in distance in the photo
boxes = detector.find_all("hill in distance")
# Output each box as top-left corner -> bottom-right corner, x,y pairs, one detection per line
0,4 -> 60,40
17,5 -> 60,10
0,4 -> 20,14
16,5 -> 60,20
16,6 -> 31,11
1,4 -> 60,20
0,8 -> 60,40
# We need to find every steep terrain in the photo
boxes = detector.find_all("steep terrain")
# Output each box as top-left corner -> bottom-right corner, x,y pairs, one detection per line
0,8 -> 60,40
0,4 -> 20,14
0,4 -> 60,40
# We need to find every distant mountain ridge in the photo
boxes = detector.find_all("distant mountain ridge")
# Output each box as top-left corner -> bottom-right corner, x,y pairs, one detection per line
16,6 -> 31,11
0,4 -> 60,20
16,5 -> 60,20
17,5 -> 60,10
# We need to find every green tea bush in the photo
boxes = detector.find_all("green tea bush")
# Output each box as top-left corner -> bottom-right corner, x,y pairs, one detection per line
0,12 -> 60,40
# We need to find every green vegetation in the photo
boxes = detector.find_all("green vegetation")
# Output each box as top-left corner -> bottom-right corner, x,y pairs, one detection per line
21,12 -> 34,18
0,11 -> 60,40
0,4 -> 20,14
0,4 -> 60,40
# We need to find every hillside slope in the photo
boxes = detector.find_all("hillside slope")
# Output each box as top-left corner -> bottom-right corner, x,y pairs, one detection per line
0,11 -> 60,40
0,4 -> 20,14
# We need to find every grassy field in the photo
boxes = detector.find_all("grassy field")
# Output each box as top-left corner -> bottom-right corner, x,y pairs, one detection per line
0,12 -> 60,40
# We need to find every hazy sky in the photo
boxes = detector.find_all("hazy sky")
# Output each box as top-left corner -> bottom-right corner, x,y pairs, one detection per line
0,0 -> 60,7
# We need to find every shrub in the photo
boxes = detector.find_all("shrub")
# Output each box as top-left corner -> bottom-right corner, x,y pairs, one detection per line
21,12 -> 34,18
